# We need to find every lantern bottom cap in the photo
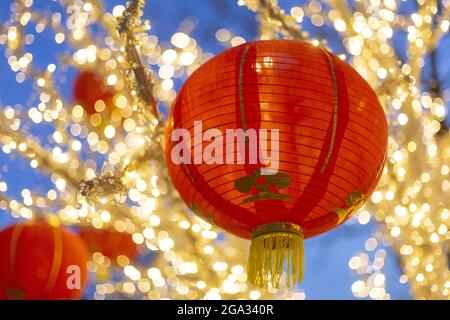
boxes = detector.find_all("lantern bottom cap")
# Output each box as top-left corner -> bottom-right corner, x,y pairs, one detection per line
247,222 -> 304,289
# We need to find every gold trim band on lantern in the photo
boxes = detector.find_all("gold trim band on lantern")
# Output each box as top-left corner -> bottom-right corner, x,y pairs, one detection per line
238,45 -> 250,132
252,222 -> 303,238
45,226 -> 63,293
9,223 -> 25,277
319,47 -> 338,173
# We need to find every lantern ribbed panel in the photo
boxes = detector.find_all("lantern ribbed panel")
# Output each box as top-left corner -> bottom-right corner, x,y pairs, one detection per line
166,40 -> 387,239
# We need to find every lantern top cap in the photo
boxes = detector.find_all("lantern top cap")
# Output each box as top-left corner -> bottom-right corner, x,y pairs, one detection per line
252,222 -> 303,238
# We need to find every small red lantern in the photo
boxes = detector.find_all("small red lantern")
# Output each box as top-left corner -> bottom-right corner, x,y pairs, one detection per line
79,228 -> 138,261
0,221 -> 89,299
165,40 -> 387,288
73,70 -> 115,115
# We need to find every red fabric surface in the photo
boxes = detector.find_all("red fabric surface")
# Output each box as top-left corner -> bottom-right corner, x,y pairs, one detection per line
80,228 -> 138,260
166,40 -> 387,239
73,70 -> 114,115
0,221 -> 89,299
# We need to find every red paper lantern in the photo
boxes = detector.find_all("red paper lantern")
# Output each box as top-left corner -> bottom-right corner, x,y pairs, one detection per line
79,228 -> 138,260
73,71 -> 115,115
165,40 -> 388,288
0,221 -> 89,299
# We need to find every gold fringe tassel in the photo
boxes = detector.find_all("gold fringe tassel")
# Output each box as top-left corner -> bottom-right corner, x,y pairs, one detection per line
247,223 -> 304,289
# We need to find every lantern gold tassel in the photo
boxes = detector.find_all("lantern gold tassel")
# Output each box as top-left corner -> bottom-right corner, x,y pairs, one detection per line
247,223 -> 304,289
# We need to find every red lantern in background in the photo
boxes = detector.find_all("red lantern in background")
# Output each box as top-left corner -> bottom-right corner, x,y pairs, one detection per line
79,228 -> 138,261
165,40 -> 388,288
73,71 -> 115,115
0,221 -> 89,299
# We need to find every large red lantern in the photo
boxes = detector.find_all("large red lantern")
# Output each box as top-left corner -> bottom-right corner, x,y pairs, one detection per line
165,40 -> 387,288
0,221 -> 89,299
